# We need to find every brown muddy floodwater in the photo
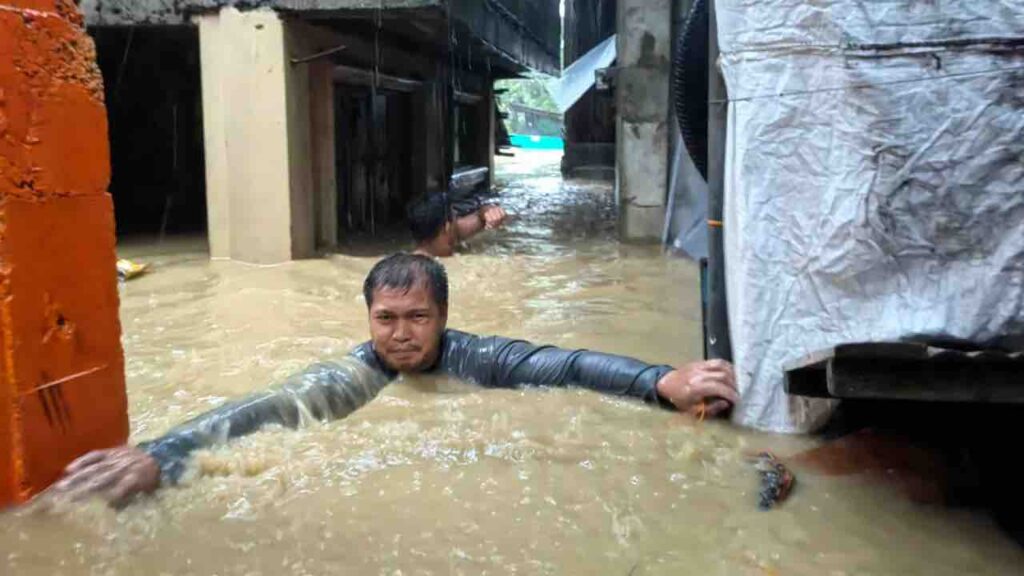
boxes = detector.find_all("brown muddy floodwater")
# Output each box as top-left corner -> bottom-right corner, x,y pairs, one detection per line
2,151 -> 1022,575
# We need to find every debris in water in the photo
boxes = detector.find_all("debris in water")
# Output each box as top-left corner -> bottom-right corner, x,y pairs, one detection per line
752,451 -> 795,510
116,258 -> 149,280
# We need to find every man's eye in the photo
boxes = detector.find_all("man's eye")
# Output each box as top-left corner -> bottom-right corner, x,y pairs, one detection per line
376,314 -> 393,322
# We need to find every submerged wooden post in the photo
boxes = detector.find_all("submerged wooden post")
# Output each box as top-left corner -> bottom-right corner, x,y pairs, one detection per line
0,0 -> 128,506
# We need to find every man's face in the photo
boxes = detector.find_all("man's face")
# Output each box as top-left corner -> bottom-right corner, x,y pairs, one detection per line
368,284 -> 447,372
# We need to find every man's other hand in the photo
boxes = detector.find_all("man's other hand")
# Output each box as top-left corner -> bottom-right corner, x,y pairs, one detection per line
656,359 -> 739,418
481,205 -> 507,229
40,446 -> 160,508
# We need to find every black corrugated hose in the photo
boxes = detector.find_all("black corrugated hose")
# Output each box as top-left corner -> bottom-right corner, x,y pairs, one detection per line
672,0 -> 709,180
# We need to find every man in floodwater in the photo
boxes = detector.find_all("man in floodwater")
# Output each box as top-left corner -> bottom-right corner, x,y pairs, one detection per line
48,253 -> 737,506
408,192 -> 508,257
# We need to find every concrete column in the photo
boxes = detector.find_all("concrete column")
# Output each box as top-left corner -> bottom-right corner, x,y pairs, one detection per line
197,11 -> 230,258
616,0 -> 672,241
197,7 -> 315,264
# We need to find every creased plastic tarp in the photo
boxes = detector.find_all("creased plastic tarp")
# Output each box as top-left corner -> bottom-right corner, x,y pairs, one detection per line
547,35 -> 617,113
716,0 -> 1024,433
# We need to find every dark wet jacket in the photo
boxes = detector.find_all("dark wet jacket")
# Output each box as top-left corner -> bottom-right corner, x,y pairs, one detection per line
141,329 -> 674,485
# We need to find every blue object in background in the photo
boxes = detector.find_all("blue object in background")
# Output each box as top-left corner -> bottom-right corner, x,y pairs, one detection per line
509,133 -> 564,150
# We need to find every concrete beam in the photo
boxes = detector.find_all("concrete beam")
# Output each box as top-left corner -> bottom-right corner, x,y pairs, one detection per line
82,0 -> 558,80
82,1 -> 441,26
185,0 -> 441,10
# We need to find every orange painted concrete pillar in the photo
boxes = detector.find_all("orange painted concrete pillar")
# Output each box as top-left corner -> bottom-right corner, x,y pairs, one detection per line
0,0 -> 128,506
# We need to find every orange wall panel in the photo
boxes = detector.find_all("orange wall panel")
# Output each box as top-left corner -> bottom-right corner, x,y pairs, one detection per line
0,0 -> 127,506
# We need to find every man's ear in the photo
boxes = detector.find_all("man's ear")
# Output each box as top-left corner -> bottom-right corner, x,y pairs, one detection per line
439,304 -> 449,324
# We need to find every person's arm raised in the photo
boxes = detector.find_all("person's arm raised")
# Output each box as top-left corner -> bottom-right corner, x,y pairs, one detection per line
453,204 -> 508,241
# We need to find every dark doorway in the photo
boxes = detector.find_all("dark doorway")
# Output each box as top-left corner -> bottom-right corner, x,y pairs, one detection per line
90,26 -> 207,238
335,87 -> 414,237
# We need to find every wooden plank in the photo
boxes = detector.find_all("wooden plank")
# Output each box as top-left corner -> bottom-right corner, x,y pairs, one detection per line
786,343 -> 1024,404
827,356 -> 1024,403
310,61 -> 338,249
784,347 -> 836,398
333,65 -> 423,93
832,342 -> 930,361
454,91 -> 483,105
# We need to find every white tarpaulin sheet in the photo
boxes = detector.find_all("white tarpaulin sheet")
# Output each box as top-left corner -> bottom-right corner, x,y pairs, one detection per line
717,0 -> 1024,433
547,35 -> 617,113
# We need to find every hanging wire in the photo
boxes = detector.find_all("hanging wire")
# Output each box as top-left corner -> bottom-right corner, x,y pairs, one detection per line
290,44 -> 346,65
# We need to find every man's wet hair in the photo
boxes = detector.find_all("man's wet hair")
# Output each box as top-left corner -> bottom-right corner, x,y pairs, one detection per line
363,253 -> 449,308
407,193 -> 452,243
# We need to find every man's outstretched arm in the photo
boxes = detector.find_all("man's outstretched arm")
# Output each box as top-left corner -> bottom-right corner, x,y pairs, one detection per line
44,358 -> 390,506
440,332 -> 738,416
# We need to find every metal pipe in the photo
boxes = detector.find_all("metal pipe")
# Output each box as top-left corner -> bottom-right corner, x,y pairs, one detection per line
291,44 -> 346,66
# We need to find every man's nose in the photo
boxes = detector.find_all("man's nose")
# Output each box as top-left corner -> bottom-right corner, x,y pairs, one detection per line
393,319 -> 412,341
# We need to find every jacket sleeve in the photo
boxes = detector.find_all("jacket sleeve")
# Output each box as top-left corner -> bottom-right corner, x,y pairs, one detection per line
440,332 -> 675,407
138,357 -> 391,486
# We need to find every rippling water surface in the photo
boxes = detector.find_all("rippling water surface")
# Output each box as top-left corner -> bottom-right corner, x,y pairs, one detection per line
2,152 -> 1021,575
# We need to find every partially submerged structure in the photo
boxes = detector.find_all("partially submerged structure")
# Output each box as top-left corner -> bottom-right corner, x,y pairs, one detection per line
711,1 -> 1024,432
82,0 -> 560,263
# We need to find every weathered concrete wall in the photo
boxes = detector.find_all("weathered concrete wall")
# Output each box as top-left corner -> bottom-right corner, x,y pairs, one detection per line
198,7 -> 317,263
0,0 -> 128,505
616,0 -> 672,241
